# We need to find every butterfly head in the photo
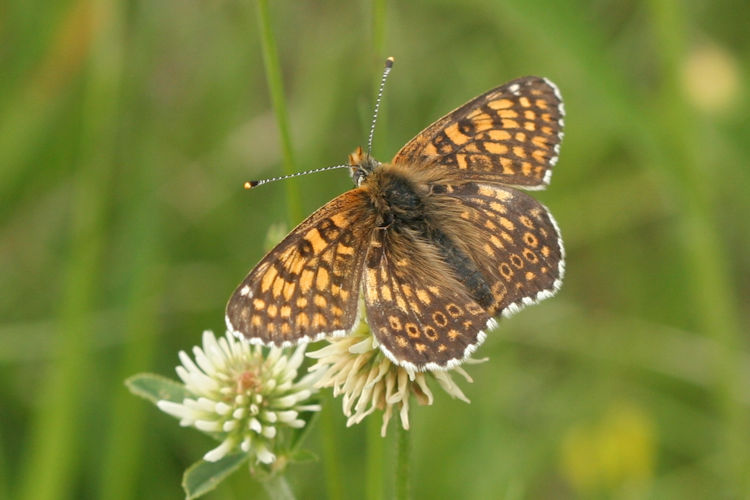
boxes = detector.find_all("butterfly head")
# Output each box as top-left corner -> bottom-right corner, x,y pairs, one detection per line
348,145 -> 381,186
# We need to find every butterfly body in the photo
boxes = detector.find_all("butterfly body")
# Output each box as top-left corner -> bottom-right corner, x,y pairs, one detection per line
227,76 -> 565,372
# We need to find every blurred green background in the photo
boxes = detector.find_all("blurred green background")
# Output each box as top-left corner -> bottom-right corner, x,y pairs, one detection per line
1,0 -> 748,498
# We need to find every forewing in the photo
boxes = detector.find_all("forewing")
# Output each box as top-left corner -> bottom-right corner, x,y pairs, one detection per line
393,76 -> 564,189
444,182 -> 564,317
226,189 -> 375,346
363,227 -> 492,371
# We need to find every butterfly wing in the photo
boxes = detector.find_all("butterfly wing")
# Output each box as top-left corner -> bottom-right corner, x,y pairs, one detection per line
226,189 -> 375,346
393,76 -> 564,189
363,226 -> 493,371
437,182 -> 565,317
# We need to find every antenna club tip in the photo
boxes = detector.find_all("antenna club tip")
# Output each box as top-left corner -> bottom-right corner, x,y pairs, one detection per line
385,56 -> 395,68
244,181 -> 258,189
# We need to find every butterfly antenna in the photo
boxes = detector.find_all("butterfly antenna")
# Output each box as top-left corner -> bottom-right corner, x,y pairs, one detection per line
366,56 -> 395,156
244,164 -> 351,189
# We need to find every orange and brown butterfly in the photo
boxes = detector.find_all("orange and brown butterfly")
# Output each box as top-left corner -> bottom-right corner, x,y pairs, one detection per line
226,60 -> 565,372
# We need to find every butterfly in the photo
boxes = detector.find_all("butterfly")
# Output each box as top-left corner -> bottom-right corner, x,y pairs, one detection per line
226,75 -> 565,372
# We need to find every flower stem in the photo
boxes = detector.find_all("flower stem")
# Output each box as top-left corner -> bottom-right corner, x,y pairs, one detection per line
395,414 -> 411,500
366,416 -> 384,500
261,474 -> 295,500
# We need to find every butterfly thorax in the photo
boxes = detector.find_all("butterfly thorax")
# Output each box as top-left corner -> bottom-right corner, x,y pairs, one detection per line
361,163 -> 431,229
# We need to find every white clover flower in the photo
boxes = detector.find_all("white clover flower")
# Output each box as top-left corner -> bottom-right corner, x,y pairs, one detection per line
307,320 -> 485,436
157,330 -> 321,464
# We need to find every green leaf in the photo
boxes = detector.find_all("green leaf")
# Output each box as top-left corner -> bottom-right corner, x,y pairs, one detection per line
182,453 -> 249,499
125,373 -> 192,405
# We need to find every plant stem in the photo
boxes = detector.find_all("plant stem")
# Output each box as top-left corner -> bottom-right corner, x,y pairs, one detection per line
261,474 -> 295,500
395,414 -> 411,500
255,0 -> 302,224
366,416 -> 384,500
319,404 -> 344,500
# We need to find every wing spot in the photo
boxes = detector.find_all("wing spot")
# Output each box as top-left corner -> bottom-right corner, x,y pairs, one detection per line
297,239 -> 314,257
489,201 -> 508,214
306,231 -> 327,254
280,305 -> 291,318
510,254 -> 524,268
499,263 -> 514,280
502,119 -> 520,129
488,98 -> 514,110
483,142 -> 508,155
416,289 -> 431,304
524,121 -> 536,131
456,154 -> 468,169
336,242 -> 355,255
260,266 -> 277,293
541,246 -> 551,257
448,329 -> 460,340
499,217 -> 515,231
466,302 -> 484,314
272,278 -> 284,298
297,313 -> 309,328
315,267 -> 330,290
424,326 -> 438,341
491,282 -> 507,301
300,269 -> 315,293
444,123 -> 470,145
240,308 -> 250,322
406,323 -> 420,338
314,294 -> 327,308
267,304 -> 278,318
446,303 -> 464,318
512,146 -> 527,158
282,282 -> 296,301
253,298 -> 266,310
487,129 -> 511,141
498,109 -> 519,119
396,295 -> 407,310
523,248 -> 539,263
519,96 -> 531,107
380,284 -> 392,301
396,336 -> 408,347
524,232 -> 538,247
416,343 -> 427,353
312,313 -> 328,328
524,109 -> 536,119
525,271 -> 536,280
433,311 -> 448,327
519,216 -> 535,228
532,135 -> 548,149
389,315 -> 403,331
515,132 -> 527,142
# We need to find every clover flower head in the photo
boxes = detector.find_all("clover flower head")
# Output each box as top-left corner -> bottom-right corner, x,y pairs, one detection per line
307,321 -> 485,436
157,330 -> 321,464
